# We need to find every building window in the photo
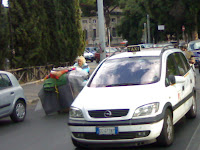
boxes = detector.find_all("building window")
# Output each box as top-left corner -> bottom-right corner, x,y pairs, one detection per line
84,29 -> 88,40
93,19 -> 96,23
112,28 -> 116,37
93,29 -> 96,40
82,20 -> 87,23
112,18 -> 116,23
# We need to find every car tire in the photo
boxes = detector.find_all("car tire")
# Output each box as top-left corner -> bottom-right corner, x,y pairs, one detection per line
185,92 -> 197,119
10,100 -> 26,122
91,59 -> 93,62
96,58 -> 99,63
157,109 -> 174,146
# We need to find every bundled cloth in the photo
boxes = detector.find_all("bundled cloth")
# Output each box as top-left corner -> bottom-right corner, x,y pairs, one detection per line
38,68 -> 89,115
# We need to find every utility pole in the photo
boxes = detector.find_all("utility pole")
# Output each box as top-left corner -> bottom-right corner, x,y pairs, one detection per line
144,23 -> 147,44
97,0 -> 106,61
147,14 -> 151,43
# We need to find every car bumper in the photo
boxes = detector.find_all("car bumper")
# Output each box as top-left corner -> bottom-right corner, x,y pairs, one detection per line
85,56 -> 94,60
69,119 -> 164,146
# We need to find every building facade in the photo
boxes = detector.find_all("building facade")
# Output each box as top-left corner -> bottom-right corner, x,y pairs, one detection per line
81,9 -> 123,47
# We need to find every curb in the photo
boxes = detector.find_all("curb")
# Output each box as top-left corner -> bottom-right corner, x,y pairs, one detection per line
21,79 -> 44,87
26,98 -> 39,104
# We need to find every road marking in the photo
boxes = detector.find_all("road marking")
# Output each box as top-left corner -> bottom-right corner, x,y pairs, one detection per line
185,119 -> 200,150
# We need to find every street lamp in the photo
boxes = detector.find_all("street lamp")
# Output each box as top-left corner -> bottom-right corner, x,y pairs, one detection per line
97,0 -> 106,61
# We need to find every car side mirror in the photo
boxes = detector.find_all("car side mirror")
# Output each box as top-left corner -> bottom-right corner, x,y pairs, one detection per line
168,75 -> 175,85
175,76 -> 186,83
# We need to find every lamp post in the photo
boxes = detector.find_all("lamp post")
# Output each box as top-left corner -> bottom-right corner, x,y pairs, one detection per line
147,14 -> 151,43
97,0 -> 106,61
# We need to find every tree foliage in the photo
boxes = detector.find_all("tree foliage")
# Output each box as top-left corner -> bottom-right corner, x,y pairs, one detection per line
7,0 -> 84,68
118,0 -> 200,44
0,1 -> 8,69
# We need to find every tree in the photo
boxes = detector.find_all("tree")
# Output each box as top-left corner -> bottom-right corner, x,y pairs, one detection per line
118,0 -> 200,44
55,0 -> 85,64
8,0 -> 84,68
0,1 -> 8,69
9,0 -> 44,68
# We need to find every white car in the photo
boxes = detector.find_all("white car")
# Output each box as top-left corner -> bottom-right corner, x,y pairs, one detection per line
68,46 -> 196,148
0,71 -> 26,122
84,50 -> 94,62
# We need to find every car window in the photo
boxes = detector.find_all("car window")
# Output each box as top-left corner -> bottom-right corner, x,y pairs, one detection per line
0,74 -> 12,88
89,56 -> 161,87
179,52 -> 190,71
166,54 -> 179,86
173,52 -> 188,76
188,41 -> 200,51
166,54 -> 179,76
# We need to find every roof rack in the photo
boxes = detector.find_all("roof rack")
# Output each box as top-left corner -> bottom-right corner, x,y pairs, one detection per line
161,45 -> 175,54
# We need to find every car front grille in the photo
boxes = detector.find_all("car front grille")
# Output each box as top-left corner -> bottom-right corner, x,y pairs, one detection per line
88,109 -> 129,118
73,131 -> 150,140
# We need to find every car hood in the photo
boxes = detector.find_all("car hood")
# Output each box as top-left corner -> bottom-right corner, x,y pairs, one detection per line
72,84 -> 167,111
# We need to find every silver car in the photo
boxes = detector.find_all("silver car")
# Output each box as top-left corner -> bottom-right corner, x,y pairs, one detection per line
0,71 -> 26,122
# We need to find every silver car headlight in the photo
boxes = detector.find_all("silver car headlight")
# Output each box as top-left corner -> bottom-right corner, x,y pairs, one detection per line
69,107 -> 83,118
133,102 -> 159,117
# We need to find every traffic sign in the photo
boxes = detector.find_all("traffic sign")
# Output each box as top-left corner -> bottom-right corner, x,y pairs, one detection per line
182,25 -> 185,31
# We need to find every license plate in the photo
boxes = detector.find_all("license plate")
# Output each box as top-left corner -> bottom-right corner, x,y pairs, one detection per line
96,127 -> 118,135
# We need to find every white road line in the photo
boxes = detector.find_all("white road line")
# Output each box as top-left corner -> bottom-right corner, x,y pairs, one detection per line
185,119 -> 200,150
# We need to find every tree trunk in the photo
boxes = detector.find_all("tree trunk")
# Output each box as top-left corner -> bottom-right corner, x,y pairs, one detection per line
192,13 -> 198,40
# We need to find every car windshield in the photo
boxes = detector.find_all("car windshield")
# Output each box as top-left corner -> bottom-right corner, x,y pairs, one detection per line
188,41 -> 200,51
105,47 -> 117,53
89,56 -> 161,87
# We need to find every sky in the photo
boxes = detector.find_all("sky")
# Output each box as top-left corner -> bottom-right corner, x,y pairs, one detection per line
2,0 -> 8,7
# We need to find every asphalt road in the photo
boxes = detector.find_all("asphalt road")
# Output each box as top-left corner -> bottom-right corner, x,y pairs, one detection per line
1,63 -> 200,150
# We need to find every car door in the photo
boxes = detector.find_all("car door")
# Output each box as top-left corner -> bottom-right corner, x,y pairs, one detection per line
173,52 -> 191,99
165,53 -> 186,123
0,74 -> 15,115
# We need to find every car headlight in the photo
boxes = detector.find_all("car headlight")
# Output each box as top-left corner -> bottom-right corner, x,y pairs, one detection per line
133,102 -> 159,117
69,107 -> 83,118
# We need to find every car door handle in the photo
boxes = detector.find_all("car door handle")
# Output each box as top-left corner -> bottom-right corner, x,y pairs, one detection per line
10,92 -> 14,95
182,86 -> 185,91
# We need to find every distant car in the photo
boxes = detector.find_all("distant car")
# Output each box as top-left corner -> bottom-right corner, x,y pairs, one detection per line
188,40 -> 200,70
154,43 -> 173,48
139,43 -> 154,48
84,50 -> 95,62
85,47 -> 99,54
94,47 -> 119,63
68,46 -> 196,148
0,71 -> 26,122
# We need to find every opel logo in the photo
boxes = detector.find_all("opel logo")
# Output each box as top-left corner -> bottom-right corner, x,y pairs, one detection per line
104,110 -> 112,117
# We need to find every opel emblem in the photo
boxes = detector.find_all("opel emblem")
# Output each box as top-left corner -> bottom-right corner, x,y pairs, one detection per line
104,110 -> 112,117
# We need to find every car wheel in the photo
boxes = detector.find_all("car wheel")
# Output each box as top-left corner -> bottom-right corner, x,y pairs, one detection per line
10,100 -> 26,122
186,92 -> 197,119
91,59 -> 94,62
96,58 -> 99,63
157,109 -> 174,146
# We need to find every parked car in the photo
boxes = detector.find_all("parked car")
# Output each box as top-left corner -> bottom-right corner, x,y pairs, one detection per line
83,50 -> 95,62
68,46 -> 196,148
139,43 -> 154,48
85,47 -> 99,54
0,71 -> 26,122
94,47 -> 119,63
154,43 -> 173,48
188,40 -> 200,70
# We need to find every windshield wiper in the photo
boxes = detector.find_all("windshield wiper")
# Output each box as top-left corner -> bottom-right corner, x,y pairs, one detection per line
105,83 -> 139,87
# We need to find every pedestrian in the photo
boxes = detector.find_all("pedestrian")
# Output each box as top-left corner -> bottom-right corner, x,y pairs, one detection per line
179,43 -> 195,64
74,56 -> 90,73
